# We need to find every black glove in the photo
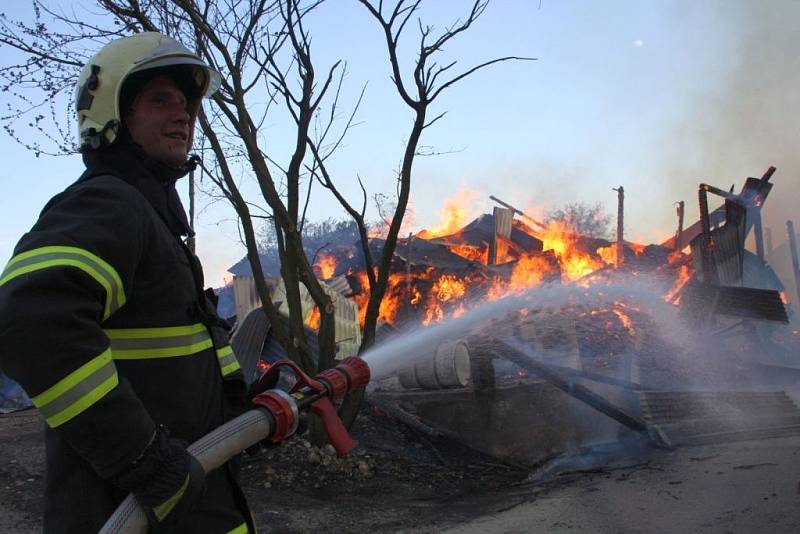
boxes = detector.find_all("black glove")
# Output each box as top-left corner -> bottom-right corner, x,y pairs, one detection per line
111,427 -> 206,532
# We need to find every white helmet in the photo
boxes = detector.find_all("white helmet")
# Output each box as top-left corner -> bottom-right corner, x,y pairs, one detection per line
75,32 -> 220,150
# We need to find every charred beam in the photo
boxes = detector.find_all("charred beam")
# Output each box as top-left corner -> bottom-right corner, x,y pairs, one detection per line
753,210 -> 765,261
489,195 -> 547,229
700,183 -> 736,200
485,338 -> 664,445
675,200 -> 685,251
698,185 -> 716,284
613,186 -> 624,268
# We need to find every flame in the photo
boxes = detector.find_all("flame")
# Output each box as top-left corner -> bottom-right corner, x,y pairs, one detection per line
596,244 -> 617,266
347,194 -> 697,330
667,249 -> 685,265
352,272 -> 372,328
423,305 -> 445,326
433,274 -> 467,301
538,221 -> 604,281
417,189 -> 479,239
351,268 -> 436,328
596,242 -> 646,266
780,291 -> 789,305
665,264 -> 693,304
410,287 -> 422,305
507,254 -> 556,292
448,243 -> 489,264
423,274 -> 468,325
314,252 -> 337,279
612,301 -> 635,336
539,221 -> 603,282
629,243 -> 646,256
305,306 -> 321,329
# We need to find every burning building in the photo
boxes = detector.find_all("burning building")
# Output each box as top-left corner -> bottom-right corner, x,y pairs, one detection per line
225,167 -> 799,466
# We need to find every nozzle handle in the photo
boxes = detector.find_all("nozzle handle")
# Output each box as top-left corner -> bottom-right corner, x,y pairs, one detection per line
310,396 -> 358,455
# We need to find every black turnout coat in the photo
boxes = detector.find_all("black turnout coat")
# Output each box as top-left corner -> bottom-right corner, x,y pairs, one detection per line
0,145 -> 253,533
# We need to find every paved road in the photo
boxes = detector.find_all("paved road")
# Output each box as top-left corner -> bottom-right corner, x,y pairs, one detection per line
439,435 -> 800,534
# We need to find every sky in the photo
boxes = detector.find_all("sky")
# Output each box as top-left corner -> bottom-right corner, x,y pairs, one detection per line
1,0 -> 798,289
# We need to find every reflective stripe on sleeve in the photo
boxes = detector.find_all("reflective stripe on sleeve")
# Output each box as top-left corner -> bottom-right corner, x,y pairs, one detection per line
105,323 -> 213,359
0,246 -> 126,320
31,348 -> 119,428
216,345 -> 241,376
225,523 -> 249,534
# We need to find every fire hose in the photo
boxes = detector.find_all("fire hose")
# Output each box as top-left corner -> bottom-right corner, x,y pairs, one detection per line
99,356 -> 370,534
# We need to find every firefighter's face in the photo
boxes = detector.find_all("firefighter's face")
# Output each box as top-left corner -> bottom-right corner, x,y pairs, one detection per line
125,76 -> 193,167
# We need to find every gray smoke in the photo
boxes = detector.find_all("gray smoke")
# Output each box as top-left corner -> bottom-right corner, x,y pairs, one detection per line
660,0 -> 800,313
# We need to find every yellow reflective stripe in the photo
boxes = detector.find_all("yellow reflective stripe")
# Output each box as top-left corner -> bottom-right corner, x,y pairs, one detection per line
111,339 -> 213,359
104,324 -> 239,378
216,345 -> 241,376
225,523 -> 249,534
105,323 -> 213,360
0,246 -> 126,320
153,473 -> 190,522
31,348 -> 119,428
105,323 -> 207,340
220,361 -> 241,376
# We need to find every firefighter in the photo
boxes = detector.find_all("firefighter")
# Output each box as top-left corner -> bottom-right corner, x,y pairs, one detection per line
0,33 -> 254,533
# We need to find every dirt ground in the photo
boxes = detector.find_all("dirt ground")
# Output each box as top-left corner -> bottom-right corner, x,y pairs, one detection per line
0,406 -> 532,533
3,406 -> 800,533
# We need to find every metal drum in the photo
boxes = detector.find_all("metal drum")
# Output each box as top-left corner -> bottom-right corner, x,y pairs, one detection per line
398,339 -> 471,390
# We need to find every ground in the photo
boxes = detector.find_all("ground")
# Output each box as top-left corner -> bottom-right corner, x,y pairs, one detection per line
2,407 -> 799,533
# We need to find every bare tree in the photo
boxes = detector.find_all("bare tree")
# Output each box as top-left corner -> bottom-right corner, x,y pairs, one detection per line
332,0 -> 534,424
545,202 -> 612,239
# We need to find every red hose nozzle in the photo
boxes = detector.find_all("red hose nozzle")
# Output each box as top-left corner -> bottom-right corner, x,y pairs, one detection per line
339,356 -> 371,389
316,356 -> 370,400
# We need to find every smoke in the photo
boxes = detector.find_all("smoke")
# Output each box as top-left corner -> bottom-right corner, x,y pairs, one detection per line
706,2 -> 798,224
655,0 -> 800,313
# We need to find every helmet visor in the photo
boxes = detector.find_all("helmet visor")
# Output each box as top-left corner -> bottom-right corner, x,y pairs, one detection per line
129,55 -> 221,97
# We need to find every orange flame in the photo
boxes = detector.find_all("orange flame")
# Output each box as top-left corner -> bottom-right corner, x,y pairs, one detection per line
612,301 -> 635,336
448,243 -> 489,264
432,274 -> 467,301
596,242 -> 646,266
348,192 -> 698,329
314,252 -> 338,279
417,189 -> 479,239
305,307 -> 321,330
538,221 -> 604,281
352,269 -> 437,328
596,244 -> 617,266
629,243 -> 646,256
667,249 -> 686,265
483,253 -> 559,301
423,274 -> 468,325
665,265 -> 693,304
